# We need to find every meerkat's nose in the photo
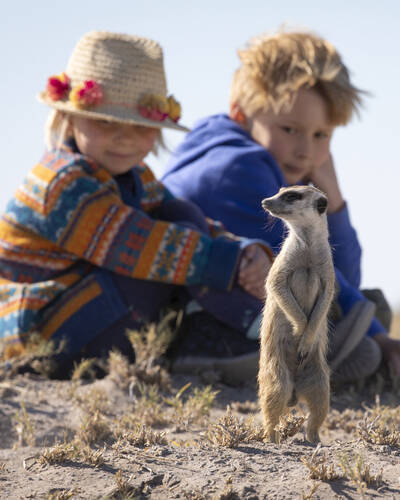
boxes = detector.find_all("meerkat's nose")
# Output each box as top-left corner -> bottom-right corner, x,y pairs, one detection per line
262,198 -> 272,211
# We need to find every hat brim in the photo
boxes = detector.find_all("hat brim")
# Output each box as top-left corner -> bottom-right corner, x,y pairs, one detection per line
37,93 -> 190,132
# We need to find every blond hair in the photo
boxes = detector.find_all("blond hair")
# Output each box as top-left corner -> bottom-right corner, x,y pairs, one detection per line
230,30 -> 364,126
44,110 -> 164,153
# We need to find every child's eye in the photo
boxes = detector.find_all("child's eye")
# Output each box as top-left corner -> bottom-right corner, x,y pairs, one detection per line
281,126 -> 296,135
97,119 -> 114,127
315,131 -> 329,139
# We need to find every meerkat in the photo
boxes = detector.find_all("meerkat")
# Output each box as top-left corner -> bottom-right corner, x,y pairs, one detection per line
258,185 -> 335,444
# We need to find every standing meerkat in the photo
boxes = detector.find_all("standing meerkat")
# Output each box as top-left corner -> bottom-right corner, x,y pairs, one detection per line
258,185 -> 335,444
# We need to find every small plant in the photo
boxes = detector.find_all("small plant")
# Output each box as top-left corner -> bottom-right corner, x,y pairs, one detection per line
113,470 -> 138,499
71,358 -> 96,381
108,349 -> 131,387
230,400 -> 258,414
127,312 -> 177,386
77,445 -> 105,467
185,385 -> 218,421
301,444 -> 342,481
164,383 -> 218,428
116,423 -> 167,447
205,406 -> 251,448
357,415 -> 400,447
38,440 -> 105,468
324,408 -> 362,433
73,387 -> 109,415
274,412 -> 306,442
44,488 -> 79,500
301,482 -> 321,500
129,382 -> 169,427
14,401 -> 35,447
338,452 -> 383,497
76,409 -> 111,445
38,441 -> 77,465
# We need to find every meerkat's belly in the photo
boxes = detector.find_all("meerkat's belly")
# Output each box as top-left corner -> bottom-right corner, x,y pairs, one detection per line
289,267 -> 320,316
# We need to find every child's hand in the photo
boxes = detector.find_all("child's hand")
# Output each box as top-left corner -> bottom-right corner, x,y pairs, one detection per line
308,155 -> 345,213
238,244 -> 272,300
373,333 -> 400,377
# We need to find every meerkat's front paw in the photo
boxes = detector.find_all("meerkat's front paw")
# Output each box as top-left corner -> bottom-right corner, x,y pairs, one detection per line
297,337 -> 312,364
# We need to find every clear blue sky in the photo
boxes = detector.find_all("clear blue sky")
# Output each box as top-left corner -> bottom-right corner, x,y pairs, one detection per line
2,0 -> 400,309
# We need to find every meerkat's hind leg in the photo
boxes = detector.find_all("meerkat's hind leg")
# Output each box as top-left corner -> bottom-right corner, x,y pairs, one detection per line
259,369 -> 294,443
297,365 -> 330,444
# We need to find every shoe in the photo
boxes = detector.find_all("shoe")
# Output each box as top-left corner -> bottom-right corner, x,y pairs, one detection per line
331,336 -> 382,384
328,300 -> 376,370
171,351 -> 259,385
361,288 -> 392,331
166,311 -> 259,385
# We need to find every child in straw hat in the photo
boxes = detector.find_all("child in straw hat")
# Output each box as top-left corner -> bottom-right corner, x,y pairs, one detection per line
0,31 -> 272,378
163,29 -> 400,382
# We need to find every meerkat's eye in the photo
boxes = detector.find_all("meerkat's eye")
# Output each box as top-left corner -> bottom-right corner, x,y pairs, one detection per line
315,197 -> 328,214
281,191 -> 303,203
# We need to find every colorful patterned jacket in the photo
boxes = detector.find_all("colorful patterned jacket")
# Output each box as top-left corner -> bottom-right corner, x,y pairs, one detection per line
0,141 -> 247,358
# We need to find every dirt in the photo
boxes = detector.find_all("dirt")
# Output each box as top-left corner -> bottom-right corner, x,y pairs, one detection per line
0,365 -> 399,500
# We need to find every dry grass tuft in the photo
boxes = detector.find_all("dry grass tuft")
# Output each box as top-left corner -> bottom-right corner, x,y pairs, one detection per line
230,400 -> 258,414
366,397 -> 400,428
339,452 -> 384,496
357,415 -> 400,447
324,408 -> 362,434
205,406 -> 251,448
76,409 -> 112,445
127,312 -> 177,387
1,333 -> 65,378
43,488 -> 79,500
216,485 -> 241,499
112,469 -> 138,499
274,411 -> 306,442
164,383 -> 218,429
71,358 -> 96,381
72,387 -> 109,415
116,423 -> 168,448
301,482 -> 321,500
108,349 -> 131,387
129,382 -> 170,427
38,441 -> 77,465
301,444 -> 342,481
14,401 -> 35,447
38,440 -> 105,468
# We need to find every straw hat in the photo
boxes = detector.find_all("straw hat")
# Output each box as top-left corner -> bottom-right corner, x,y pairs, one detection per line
38,31 -> 188,132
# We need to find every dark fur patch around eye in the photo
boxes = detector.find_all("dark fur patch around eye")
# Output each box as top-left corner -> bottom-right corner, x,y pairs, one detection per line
282,191 -> 303,203
315,197 -> 328,214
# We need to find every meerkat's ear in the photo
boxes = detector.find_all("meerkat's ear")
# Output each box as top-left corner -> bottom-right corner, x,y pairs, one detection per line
315,196 -> 328,214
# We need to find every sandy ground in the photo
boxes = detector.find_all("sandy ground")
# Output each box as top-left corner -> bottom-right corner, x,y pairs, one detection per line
0,321 -> 399,499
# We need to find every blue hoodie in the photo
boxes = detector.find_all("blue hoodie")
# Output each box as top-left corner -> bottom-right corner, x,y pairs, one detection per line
163,114 -> 385,336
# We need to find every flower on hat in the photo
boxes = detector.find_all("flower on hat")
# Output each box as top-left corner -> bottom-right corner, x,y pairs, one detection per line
138,94 -> 182,123
70,80 -> 103,109
46,73 -> 70,101
167,95 -> 181,123
138,94 -> 169,121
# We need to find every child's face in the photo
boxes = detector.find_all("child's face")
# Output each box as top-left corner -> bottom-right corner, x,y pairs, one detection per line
70,116 -> 159,175
246,88 -> 334,185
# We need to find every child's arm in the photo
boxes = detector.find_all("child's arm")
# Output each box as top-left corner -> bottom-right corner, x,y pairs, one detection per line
11,159 -> 244,292
238,243 -> 273,300
373,333 -> 400,376
309,155 -> 362,288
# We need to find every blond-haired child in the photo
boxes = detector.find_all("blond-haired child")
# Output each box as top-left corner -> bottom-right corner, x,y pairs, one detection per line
163,30 -> 400,381
0,31 -> 272,378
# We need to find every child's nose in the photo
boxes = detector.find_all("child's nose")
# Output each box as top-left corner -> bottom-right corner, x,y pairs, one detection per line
295,136 -> 312,161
